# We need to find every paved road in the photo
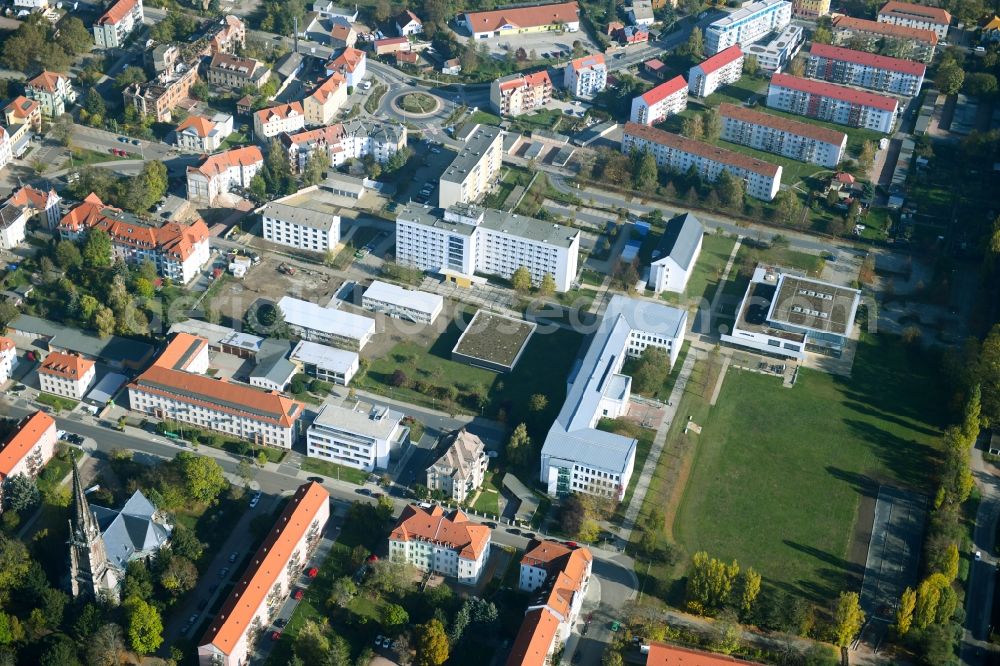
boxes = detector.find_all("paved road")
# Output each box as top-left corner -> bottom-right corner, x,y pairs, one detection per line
70,124 -> 174,162
961,443 -> 1000,666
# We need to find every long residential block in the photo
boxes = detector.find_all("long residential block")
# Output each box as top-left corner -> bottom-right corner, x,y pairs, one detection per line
439,124 -> 504,208
259,199 -> 340,253
688,45 -> 743,97
630,75 -> 687,125
806,43 -> 925,97
276,296 -> 376,350
622,122 -> 782,201
831,15 -> 937,63
704,0 -> 791,55
361,280 -> 443,324
719,103 -> 847,168
877,1 -> 950,39
767,73 -> 898,133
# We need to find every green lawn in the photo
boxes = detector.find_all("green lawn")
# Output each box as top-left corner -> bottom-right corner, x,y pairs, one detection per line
672,335 -> 946,602
681,233 -> 737,305
598,418 -> 655,514
300,457 -> 369,485
467,110 -> 503,127
35,393 -> 78,412
220,131 -> 249,149
471,471 -> 502,515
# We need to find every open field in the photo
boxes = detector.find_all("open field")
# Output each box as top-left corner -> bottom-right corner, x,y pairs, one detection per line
671,335 -> 945,602
637,231 -> 737,307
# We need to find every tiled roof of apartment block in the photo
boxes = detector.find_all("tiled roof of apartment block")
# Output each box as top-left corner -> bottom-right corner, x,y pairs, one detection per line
719,102 -> 848,145
624,122 -> 781,177
770,73 -> 899,112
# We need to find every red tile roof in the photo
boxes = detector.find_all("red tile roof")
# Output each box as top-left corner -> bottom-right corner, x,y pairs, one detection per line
26,72 -> 68,94
770,73 -> 899,112
190,146 -> 264,179
640,75 -> 687,105
462,1 -> 579,32
96,0 -> 139,25
831,15 -> 938,44
624,122 -> 781,177
4,96 -> 39,120
645,642 -> 766,666
0,337 -> 13,354
254,101 -> 304,125
0,411 -> 54,480
694,44 -> 744,76
878,1 -> 951,25
310,73 -> 346,104
390,504 -> 491,560
281,124 -> 346,149
39,352 -> 94,380
505,608 -> 560,666
569,53 -> 605,71
499,70 -> 552,92
397,9 -> 421,25
808,42 -> 926,76
331,22 -> 355,40
200,482 -> 329,656
329,47 -> 366,74
719,103 -> 848,146
9,185 -> 54,211
177,114 -> 217,138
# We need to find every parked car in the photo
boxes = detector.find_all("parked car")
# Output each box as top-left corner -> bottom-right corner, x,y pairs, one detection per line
306,567 -> 319,578
249,492 -> 261,508
506,528 -> 521,535
484,522 -> 497,529
218,567 -> 230,578
131,139 -> 140,145
374,635 -> 385,647
271,631 -> 282,641
275,618 -> 287,627
306,476 -> 324,483
229,551 -> 239,563
293,589 -> 304,600
188,613 -> 198,624
381,637 -> 391,648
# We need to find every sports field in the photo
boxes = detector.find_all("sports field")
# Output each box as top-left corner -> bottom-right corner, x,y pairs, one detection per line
673,335 -> 945,602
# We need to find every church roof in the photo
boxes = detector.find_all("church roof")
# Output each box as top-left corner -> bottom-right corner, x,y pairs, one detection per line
92,490 -> 172,569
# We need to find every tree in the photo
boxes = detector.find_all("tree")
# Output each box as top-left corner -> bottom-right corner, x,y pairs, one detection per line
711,612 -> 741,655
686,27 -> 703,56
716,170 -> 744,208
328,577 -> 357,608
631,346 -> 670,394
84,88 -> 106,119
681,114 -> 704,140
0,535 -> 30,595
740,567 -> 761,616
87,624 -> 127,666
893,586 -> 916,637
635,150 -> 658,190
94,306 -> 116,338
773,191 -> 803,225
743,54 -> 759,76
416,619 -> 449,666
858,140 -> 877,171
116,66 -> 147,89
964,72 -> 998,98
56,240 -> 83,270
40,635 -> 81,666
177,452 -> 227,504
935,61 -> 965,95
365,559 -> 410,596
703,108 -> 722,141
812,26 -> 832,44
294,620 -> 331,663
4,473 -> 39,512
302,149 -> 331,186
511,266 -> 532,293
262,138 -> 296,196
940,543 -> 960,581
506,423 -> 532,466
529,394 -> 549,412
123,596 -> 163,654
686,551 -> 740,613
833,591 -> 864,647
538,273 -> 556,297
787,56 -> 805,78
170,524 -> 204,561
160,555 -> 198,595
383,603 -> 409,629
57,16 -> 93,54
82,229 -> 113,268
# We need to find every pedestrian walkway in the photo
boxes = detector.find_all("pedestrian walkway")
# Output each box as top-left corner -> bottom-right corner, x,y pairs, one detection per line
709,235 -> 743,318
619,347 -> 701,540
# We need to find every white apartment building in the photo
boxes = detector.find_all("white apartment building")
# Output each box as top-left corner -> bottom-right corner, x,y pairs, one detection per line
0,337 -> 17,386
648,213 -> 704,295
0,128 -> 11,174
38,352 -> 96,400
744,23 -> 802,73
128,334 -> 303,448
622,122 -> 782,201
396,9 -> 423,35
289,340 -> 359,385
281,120 -> 406,172
719,103 -> 847,168
259,199 -> 340,253
307,402 -> 407,471
198,482 -> 329,666
253,102 -> 305,140
396,202 -> 580,292
629,75 -> 688,125
0,198 -> 30,250
388,504 -> 491,585
704,0 -> 791,54
25,71 -> 76,118
326,47 -> 367,87
0,411 -> 57,497
426,430 -> 488,503
688,45 -> 743,97
362,280 -> 443,324
439,124 -> 503,209
6,185 -> 59,231
877,1 -> 950,39
490,71 -> 553,117
186,146 -> 264,206
276,296 -> 376,350
564,54 -> 607,99
767,73 -> 898,133
93,0 -> 143,49
540,296 -> 687,500
175,113 -> 234,152
806,43 -> 926,97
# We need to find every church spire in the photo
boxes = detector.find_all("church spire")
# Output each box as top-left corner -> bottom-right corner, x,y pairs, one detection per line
68,452 -> 117,602
71,453 -> 99,543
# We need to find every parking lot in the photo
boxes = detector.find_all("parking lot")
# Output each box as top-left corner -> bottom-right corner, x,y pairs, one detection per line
459,28 -> 602,60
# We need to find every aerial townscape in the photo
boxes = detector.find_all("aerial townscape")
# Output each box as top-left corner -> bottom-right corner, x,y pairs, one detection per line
0,0 -> 996,663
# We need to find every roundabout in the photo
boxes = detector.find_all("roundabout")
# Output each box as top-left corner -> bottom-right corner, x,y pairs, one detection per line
389,90 -> 442,118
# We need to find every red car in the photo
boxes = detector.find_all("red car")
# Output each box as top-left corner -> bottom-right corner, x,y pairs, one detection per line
293,589 -> 304,600
271,631 -> 282,641
566,541 -> 578,548
306,567 -> 319,578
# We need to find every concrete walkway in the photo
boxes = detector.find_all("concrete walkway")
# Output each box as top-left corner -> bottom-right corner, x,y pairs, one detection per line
619,347 -> 701,541
709,235 -> 744,317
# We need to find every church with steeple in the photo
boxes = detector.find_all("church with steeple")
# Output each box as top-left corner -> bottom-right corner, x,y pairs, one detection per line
68,455 -> 121,602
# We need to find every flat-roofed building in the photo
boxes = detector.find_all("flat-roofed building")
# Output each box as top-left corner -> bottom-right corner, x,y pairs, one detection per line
564,53 -> 607,98
0,411 -> 57,504
630,75 -> 687,125
92,0 -> 143,48
388,504 -> 491,583
719,103 -> 847,167
491,71 -> 553,117
259,199 -> 340,253
622,122 -> 782,201
647,213 -> 704,295
767,73 -> 898,133
277,296 -> 376,350
396,202 -> 580,292
439,124 -> 504,208
722,263 -> 860,360
540,296 -> 687,500
362,280 -> 443,324
39,352 -> 95,400
744,23 -> 803,73
704,0 -> 791,55
307,401 -> 407,470
128,334 -> 303,448
806,43 -> 926,96
877,1 -> 950,39
426,430 -> 488,502
289,340 -> 359,385
688,45 -> 744,97
198,482 -> 329,666
830,15 -> 937,63
459,1 -> 579,39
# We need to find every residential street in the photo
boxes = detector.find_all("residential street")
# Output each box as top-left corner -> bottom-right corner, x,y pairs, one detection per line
961,443 -> 1000,666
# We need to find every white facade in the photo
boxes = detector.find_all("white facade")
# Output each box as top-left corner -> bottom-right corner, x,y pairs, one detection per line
253,103 -> 305,139
623,122 -> 782,201
93,0 -> 143,49
767,74 -> 898,133
0,338 -> 16,385
877,2 -> 950,39
704,0 -> 792,54
744,23 -> 802,73
629,76 -> 688,125
0,203 -> 29,251
490,71 -> 552,117
388,505 -> 491,585
0,128 -> 11,173
719,103 -> 847,168
648,214 -> 704,295
38,353 -> 95,400
688,45 -> 744,97
307,402 -> 406,471
175,113 -> 234,152
186,146 -> 263,206
395,203 -> 580,293
0,411 -> 57,491
439,125 -> 504,209
260,199 -> 340,253
277,296 -> 375,350
289,340 -> 358,385
426,430 -> 488,503
362,280 -> 443,324
806,43 -> 926,96
564,54 -> 607,98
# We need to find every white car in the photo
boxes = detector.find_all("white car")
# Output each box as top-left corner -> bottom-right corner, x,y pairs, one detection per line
249,493 -> 261,508
976,550 -> 983,561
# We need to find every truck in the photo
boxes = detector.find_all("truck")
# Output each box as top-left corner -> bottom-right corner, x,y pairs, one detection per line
278,263 -> 297,276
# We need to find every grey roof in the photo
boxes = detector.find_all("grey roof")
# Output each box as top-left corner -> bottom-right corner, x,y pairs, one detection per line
92,490 -> 172,571
363,280 -> 443,316
290,340 -> 358,373
251,339 -> 296,385
85,371 -> 129,404
169,319 -> 236,346
312,401 -> 403,440
0,203 -> 26,230
398,203 -> 579,248
274,51 -> 304,79
650,213 -> 704,271
277,296 -> 375,342
541,296 -> 687,474
9,315 -> 153,367
441,124 -> 504,185
260,201 -> 339,232
428,430 -> 485,481
342,119 -> 406,145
